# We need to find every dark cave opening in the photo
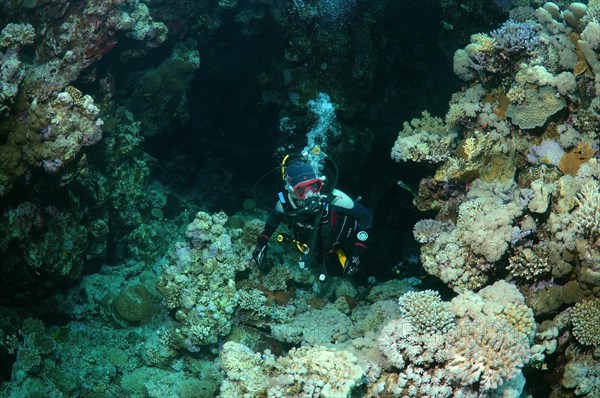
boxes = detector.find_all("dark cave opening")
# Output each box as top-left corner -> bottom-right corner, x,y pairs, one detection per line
136,0 -> 462,283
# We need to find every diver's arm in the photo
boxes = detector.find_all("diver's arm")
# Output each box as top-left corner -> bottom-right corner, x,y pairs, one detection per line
260,212 -> 281,241
252,203 -> 283,268
330,189 -> 374,232
329,189 -> 373,276
258,201 -> 286,241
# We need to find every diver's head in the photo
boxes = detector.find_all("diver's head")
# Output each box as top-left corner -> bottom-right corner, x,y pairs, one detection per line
284,160 -> 323,200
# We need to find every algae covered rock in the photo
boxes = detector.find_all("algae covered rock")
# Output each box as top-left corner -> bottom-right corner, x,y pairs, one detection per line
111,284 -> 157,324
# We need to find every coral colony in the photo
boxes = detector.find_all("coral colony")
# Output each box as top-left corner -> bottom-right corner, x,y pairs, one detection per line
1,1 -> 600,397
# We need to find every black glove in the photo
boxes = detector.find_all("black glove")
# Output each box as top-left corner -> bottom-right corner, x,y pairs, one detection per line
343,244 -> 366,276
252,237 -> 269,268
344,254 -> 361,276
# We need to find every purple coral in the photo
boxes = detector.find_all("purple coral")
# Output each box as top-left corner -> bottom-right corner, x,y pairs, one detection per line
527,140 -> 564,166
490,19 -> 540,55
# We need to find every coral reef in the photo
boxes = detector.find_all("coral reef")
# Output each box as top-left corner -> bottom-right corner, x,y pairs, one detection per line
155,211 -> 251,350
391,111 -> 457,163
3,1 -> 600,398
219,342 -> 365,398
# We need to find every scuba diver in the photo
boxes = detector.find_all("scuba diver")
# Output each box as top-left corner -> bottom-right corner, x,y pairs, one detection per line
252,153 -> 373,279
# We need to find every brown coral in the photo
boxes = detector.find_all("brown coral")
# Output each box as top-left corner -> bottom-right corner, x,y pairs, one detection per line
558,143 -> 595,176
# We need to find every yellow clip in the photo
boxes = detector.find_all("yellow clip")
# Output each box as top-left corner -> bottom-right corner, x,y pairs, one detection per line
336,248 -> 347,269
281,154 -> 290,179
277,233 -> 309,254
296,241 -> 309,254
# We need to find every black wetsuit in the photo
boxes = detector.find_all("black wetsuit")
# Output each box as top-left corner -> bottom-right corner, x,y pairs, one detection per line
258,188 -> 374,275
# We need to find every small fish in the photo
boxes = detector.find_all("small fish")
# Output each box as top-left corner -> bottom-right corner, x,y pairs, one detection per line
397,180 -> 417,197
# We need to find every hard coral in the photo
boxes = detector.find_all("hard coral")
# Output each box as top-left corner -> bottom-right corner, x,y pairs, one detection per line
507,244 -> 551,281
573,181 -> 600,240
0,23 -> 35,48
398,290 -> 455,335
156,211 -> 249,350
391,111 -> 457,163
379,290 -> 454,370
505,86 -> 566,130
490,19 -> 540,55
571,298 -> 600,346
445,317 -> 531,392
219,342 -> 365,398
558,142 -> 595,176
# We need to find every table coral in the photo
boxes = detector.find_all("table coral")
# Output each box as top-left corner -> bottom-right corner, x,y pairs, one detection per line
505,85 -> 566,130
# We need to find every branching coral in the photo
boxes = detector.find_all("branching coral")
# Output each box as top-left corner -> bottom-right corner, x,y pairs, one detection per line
456,197 -> 515,262
0,23 -> 35,48
572,180 -> 600,240
378,290 -> 454,370
391,111 -> 457,163
507,243 -> 551,281
445,317 -> 531,392
412,219 -> 453,244
378,318 -> 447,370
419,228 -> 488,293
397,290 -> 455,335
219,342 -> 365,398
490,19 -> 540,55
418,184 -> 527,293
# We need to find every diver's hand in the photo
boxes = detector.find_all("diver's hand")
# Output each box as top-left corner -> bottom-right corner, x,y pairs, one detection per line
344,255 -> 361,276
252,238 -> 268,269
